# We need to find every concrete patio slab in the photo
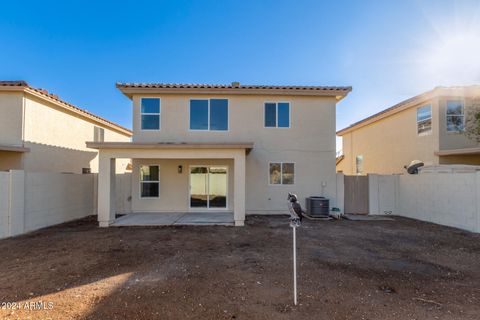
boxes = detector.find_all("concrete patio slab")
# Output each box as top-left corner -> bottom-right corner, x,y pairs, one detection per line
111,211 -> 234,226
175,212 -> 234,225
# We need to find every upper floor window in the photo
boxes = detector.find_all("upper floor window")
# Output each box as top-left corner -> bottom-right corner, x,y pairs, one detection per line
265,102 -> 290,128
446,100 -> 464,132
141,98 -> 160,130
417,105 -> 432,135
190,99 -> 228,131
269,162 -> 294,185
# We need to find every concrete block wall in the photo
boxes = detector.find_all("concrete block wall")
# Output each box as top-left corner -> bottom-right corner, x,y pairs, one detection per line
0,170 -> 133,239
24,172 -> 95,232
368,172 -> 480,233
0,172 -> 10,238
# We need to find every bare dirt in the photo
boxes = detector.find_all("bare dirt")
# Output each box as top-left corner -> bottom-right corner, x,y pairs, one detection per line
0,215 -> 479,320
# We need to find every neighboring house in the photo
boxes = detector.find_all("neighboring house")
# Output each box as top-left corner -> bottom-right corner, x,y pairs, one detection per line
337,86 -> 480,175
0,81 -> 132,173
87,82 -> 351,227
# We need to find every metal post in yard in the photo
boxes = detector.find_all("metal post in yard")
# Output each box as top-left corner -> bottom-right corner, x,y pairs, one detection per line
293,225 -> 298,306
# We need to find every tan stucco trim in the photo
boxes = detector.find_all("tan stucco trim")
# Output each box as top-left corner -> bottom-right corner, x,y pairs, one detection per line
86,141 -> 254,151
0,85 -> 132,137
0,144 -> 30,152
435,147 -> 480,156
117,86 -> 351,100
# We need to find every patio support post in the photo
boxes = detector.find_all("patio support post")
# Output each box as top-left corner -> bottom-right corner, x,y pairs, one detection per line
233,152 -> 246,226
98,153 -> 116,227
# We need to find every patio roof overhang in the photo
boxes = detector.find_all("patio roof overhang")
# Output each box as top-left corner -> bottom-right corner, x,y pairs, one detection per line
94,141 -> 249,227
435,147 -> 480,156
0,144 -> 30,153
86,141 -> 254,154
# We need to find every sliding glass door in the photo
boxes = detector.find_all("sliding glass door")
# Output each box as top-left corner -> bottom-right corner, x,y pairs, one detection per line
190,166 -> 227,209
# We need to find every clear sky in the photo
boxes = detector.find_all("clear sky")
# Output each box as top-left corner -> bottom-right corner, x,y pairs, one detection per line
1,0 -> 480,150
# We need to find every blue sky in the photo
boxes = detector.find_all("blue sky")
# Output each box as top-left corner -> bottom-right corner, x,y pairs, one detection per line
1,0 -> 480,149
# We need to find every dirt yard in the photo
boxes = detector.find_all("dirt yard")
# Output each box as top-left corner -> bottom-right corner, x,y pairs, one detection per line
0,215 -> 479,320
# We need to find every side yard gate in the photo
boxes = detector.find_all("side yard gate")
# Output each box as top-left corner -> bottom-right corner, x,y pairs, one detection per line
344,175 -> 369,214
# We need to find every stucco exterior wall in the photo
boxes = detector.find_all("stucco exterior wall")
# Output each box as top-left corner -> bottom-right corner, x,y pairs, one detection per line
0,92 -> 23,146
128,94 -> 338,213
22,94 -> 131,173
338,98 -> 440,175
131,158 -> 234,212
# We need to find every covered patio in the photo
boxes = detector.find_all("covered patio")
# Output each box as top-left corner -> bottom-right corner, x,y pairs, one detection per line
86,141 -> 253,227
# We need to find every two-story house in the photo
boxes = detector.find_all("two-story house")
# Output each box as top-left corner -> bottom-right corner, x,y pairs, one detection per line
87,82 -> 351,227
0,81 -> 132,173
337,85 -> 480,175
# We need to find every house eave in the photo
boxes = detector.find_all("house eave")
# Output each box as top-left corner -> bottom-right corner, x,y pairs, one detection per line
86,141 -> 254,152
435,147 -> 480,156
116,84 -> 352,100
0,144 -> 30,153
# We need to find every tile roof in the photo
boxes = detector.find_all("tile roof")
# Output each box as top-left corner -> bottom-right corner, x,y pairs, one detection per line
116,82 -> 352,98
117,82 -> 352,91
0,80 -> 132,136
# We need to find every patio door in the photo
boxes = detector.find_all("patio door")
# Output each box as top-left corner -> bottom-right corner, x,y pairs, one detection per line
190,166 -> 227,209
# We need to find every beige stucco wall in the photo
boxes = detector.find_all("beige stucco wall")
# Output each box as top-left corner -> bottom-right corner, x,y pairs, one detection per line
128,94 -> 338,213
131,158 -> 234,212
22,93 -> 131,173
0,92 -> 24,146
338,98 -> 440,175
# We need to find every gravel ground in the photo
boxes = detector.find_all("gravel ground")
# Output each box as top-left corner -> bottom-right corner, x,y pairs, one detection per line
0,215 -> 479,320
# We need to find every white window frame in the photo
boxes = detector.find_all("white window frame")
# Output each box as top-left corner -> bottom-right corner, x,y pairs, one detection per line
416,104 -> 432,136
446,99 -> 465,133
139,165 -> 160,199
264,101 -> 291,128
268,162 -> 295,185
188,98 -> 229,131
140,97 -> 161,131
188,165 -> 229,210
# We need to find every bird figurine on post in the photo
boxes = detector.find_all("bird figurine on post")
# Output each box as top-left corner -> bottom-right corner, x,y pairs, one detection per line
287,193 -> 305,226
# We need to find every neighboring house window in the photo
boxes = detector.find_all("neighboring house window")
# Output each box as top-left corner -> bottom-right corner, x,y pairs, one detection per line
269,162 -> 294,185
446,100 -> 464,132
190,99 -> 228,130
140,165 -> 159,198
265,102 -> 290,128
141,98 -> 161,130
417,105 -> 432,135
356,155 -> 363,175
94,126 -> 105,142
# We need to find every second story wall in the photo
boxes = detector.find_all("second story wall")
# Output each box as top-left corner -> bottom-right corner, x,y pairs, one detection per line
131,94 -> 337,153
339,98 -> 440,175
23,94 -> 131,173
0,92 -> 23,146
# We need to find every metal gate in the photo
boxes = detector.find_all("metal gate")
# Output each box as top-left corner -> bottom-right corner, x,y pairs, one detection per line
344,175 -> 369,214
